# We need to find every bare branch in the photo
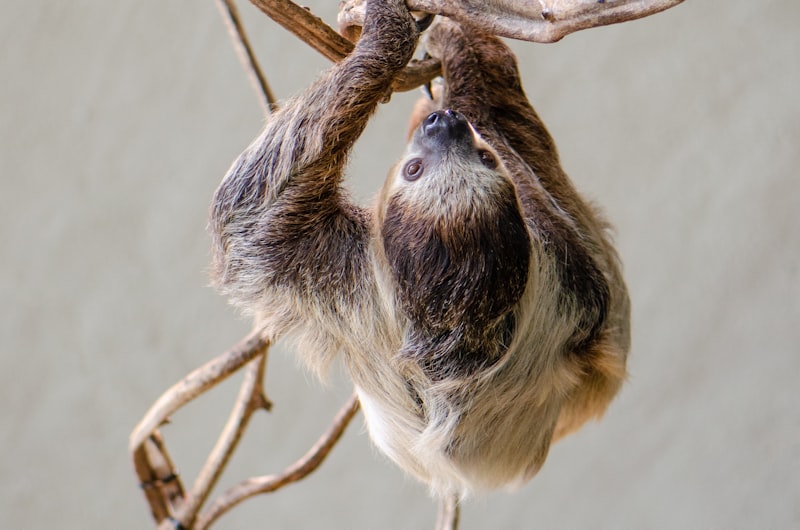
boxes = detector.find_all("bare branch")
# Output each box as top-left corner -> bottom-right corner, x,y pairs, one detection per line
245,0 -> 683,92
129,330 -> 269,524
171,354 -> 271,527
194,393 -> 361,529
129,330 -> 360,528
215,0 -> 277,114
133,431 -> 186,523
340,0 -> 685,44
250,0 -> 353,62
129,328 -> 268,453
248,0 -> 441,92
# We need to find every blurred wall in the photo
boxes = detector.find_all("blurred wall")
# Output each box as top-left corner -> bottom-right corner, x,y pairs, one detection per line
1,1 -> 798,528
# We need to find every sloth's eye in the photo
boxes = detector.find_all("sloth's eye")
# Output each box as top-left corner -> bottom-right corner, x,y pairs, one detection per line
478,150 -> 498,170
403,158 -> 424,181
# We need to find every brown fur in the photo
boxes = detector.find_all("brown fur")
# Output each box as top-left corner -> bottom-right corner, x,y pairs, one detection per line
210,0 -> 629,499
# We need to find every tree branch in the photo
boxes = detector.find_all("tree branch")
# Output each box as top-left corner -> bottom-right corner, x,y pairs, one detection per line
133,430 -> 186,523
245,0 -> 684,92
215,0 -> 277,114
194,393 -> 361,529
129,329 -> 360,528
339,0 -> 686,44
129,330 -> 269,525
129,328 -> 268,454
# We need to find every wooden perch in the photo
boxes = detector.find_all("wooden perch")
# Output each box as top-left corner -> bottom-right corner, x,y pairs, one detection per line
129,327 -> 361,529
250,0 -> 684,92
339,0 -> 687,44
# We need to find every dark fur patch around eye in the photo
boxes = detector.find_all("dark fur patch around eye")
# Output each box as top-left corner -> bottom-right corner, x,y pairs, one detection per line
403,158 -> 424,181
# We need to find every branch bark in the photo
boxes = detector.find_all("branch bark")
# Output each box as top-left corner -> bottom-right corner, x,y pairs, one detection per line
129,328 -> 268,454
133,430 -> 186,523
216,0 -> 277,114
170,353 -> 271,527
129,330 -> 269,525
129,328 -> 361,529
247,0 -> 684,92
339,0 -> 686,44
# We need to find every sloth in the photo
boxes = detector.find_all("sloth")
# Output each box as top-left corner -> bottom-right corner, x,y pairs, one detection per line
210,0 -> 630,499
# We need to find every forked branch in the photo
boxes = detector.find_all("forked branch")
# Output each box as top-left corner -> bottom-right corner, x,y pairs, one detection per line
130,330 -> 269,526
129,329 -> 268,454
194,393 -> 361,529
130,328 -> 362,528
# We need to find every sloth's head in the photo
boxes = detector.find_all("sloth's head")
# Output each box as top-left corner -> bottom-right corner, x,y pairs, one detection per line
382,109 -> 513,215
378,110 -> 532,366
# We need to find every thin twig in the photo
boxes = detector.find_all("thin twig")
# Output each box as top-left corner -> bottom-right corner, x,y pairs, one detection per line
194,392 -> 361,529
215,0 -> 278,114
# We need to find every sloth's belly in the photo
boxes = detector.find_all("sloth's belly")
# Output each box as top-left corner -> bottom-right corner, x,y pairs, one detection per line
355,370 -> 559,497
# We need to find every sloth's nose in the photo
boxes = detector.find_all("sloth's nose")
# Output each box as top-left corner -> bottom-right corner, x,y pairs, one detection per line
421,109 -> 471,147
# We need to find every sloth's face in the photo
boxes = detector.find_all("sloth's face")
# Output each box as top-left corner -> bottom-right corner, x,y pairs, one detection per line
378,110 -> 531,336
383,110 -> 514,214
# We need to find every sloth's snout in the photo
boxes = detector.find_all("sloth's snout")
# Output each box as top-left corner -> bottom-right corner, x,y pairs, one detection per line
419,109 -> 471,150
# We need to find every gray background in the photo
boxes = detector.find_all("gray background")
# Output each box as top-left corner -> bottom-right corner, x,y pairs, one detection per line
1,1 -> 798,528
